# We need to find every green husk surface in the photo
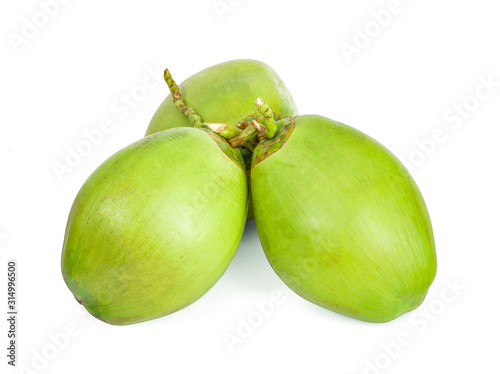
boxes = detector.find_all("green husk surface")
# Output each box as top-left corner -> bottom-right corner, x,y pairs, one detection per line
251,115 -> 437,323
62,127 -> 248,325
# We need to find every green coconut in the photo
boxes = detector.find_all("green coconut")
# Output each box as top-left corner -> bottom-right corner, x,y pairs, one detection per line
250,115 -> 437,323
145,59 -> 298,136
145,60 -> 299,220
61,127 -> 247,325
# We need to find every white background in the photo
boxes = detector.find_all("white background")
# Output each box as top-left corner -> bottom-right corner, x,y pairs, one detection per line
1,0 -> 499,373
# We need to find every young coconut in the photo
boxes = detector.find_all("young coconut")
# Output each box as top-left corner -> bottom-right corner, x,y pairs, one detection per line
61,125 -> 248,325
146,59 -> 298,136
146,60 -> 299,220
206,97 -> 437,323
248,114 -> 437,323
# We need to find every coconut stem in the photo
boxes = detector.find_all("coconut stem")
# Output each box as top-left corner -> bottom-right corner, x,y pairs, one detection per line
205,122 -> 259,150
163,71 -> 276,151
237,121 -> 252,130
229,120 -> 266,148
255,97 -> 277,138
205,122 -> 242,139
164,69 -> 205,128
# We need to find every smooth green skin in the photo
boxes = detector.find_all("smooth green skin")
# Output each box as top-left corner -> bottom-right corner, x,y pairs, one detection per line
251,115 -> 437,323
145,59 -> 298,221
145,59 -> 298,136
61,127 -> 248,325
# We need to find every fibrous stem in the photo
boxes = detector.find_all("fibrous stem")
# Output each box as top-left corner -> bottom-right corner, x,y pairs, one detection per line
255,97 -> 277,138
164,69 -> 204,128
163,70 -> 279,151
229,120 -> 266,148
205,123 -> 242,139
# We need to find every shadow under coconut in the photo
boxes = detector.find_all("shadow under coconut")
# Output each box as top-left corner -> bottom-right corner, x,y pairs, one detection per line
219,220 -> 284,293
